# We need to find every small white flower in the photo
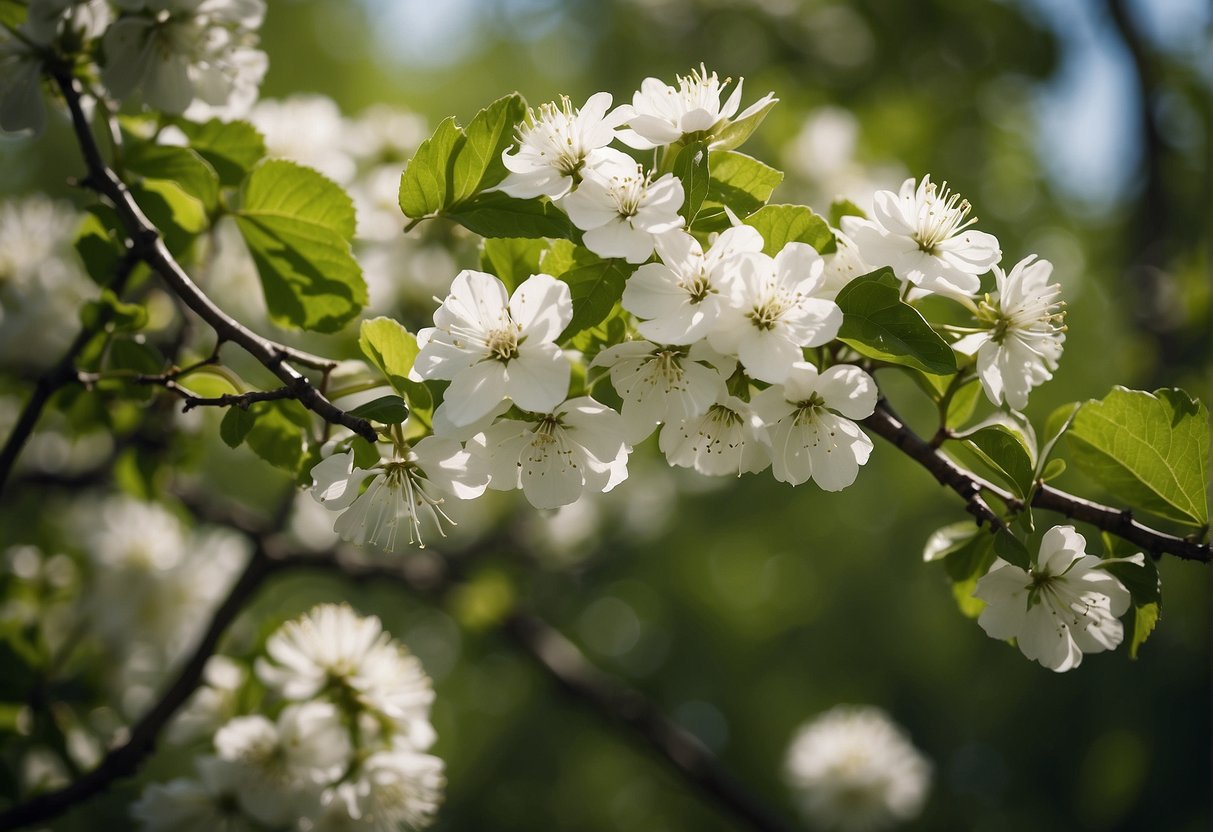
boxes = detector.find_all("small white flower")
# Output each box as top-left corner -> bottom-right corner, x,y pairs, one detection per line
257,605 -> 436,750
659,394 -> 769,476
785,705 -> 932,832
709,243 -> 843,384
470,397 -> 632,510
560,149 -> 684,264
102,0 -> 267,117
169,655 -> 247,744
498,92 -> 627,200
312,748 -> 444,832
132,755 -> 260,832
752,363 -> 877,490
621,225 -> 764,345
842,175 -> 1000,299
819,228 -> 872,300
616,63 -> 776,150
974,525 -> 1135,672
591,340 -> 728,442
216,702 -> 351,785
953,255 -> 1065,411
413,270 -> 572,426
311,437 -> 489,551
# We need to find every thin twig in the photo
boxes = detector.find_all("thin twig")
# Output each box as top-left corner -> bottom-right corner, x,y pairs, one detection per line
0,548 -> 279,831
51,70 -> 376,443
862,400 -> 1210,562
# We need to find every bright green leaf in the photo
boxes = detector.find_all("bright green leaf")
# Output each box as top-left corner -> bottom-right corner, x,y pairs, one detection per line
130,179 -> 207,255
709,96 -> 778,152
1066,387 -> 1209,526
451,93 -> 527,203
359,317 -> 420,392
1127,602 -> 1160,660
173,118 -> 266,186
349,394 -> 409,425
398,117 -> 463,219
126,143 -> 220,211
672,140 -> 710,222
243,400 -> 311,473
235,160 -> 366,333
694,151 -> 783,231
835,268 -> 957,375
954,416 -> 1038,499
540,240 -> 598,278
829,198 -> 865,228
481,237 -> 546,290
177,366 -> 242,399
74,206 -> 124,286
743,204 -> 834,256
558,258 -> 636,339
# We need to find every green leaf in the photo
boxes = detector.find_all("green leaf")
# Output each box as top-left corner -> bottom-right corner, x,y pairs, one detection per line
923,521 -> 981,563
1126,602 -> 1160,660
835,268 -> 957,375
709,96 -> 778,152
349,394 -> 409,425
130,179 -> 207,255
126,143 -> 220,211
1065,387 -> 1209,526
399,116 -> 463,219
243,400 -> 311,473
0,0 -> 27,28
220,406 -> 256,449
694,151 -> 783,230
942,529 -> 995,583
451,93 -> 527,203
743,204 -> 835,256
539,239 -> 598,278
945,378 -> 982,430
358,317 -> 420,392
481,237 -> 546,290
80,289 -> 147,332
829,198 -> 865,228
235,160 -> 366,333
108,338 -> 163,375
951,576 -> 986,620
672,140 -> 710,222
558,258 -> 636,339
173,118 -> 267,187
74,206 -> 124,286
445,192 -> 575,239
993,530 -> 1031,571
954,416 -> 1038,499
177,366 -> 242,399
1101,554 -> 1160,605
1039,458 -> 1066,482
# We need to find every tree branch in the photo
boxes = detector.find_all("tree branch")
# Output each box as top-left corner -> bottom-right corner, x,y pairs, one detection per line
0,547 -> 279,831
863,400 -> 1210,562
0,251 -> 138,500
51,70 -> 376,443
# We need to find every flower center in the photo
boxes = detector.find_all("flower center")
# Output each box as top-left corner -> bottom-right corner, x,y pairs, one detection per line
914,180 -> 976,255
682,271 -> 715,304
792,393 -> 826,425
485,327 -> 521,361
748,297 -> 787,331
606,165 -> 650,219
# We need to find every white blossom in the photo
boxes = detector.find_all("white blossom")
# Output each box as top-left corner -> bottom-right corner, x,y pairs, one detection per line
132,755 -> 261,832
470,397 -> 632,510
310,437 -> 489,550
169,655 -> 247,743
974,525 -> 1136,672
308,749 -> 444,832
752,363 -> 876,490
785,705 -> 932,832
616,63 -> 776,150
102,0 -> 267,117
498,92 -> 627,199
591,340 -> 727,442
659,394 -> 769,476
819,228 -> 872,300
709,243 -> 842,384
621,225 -> 764,345
953,255 -> 1065,411
257,604 -> 437,750
842,175 -> 1000,299
413,270 -> 572,426
560,149 -> 684,264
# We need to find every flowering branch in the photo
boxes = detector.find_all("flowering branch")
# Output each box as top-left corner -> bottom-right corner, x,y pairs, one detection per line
0,546 -> 280,832
0,250 -> 139,500
863,400 -> 1211,563
50,69 -> 377,443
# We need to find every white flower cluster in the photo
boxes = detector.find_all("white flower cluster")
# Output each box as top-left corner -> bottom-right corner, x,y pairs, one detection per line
784,705 -> 932,831
136,603 -> 444,831
309,65 -> 1071,551
0,0 -> 267,133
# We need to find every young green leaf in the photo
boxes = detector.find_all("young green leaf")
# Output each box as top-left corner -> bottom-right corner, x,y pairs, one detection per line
234,160 -> 366,333
242,400 -> 311,473
445,192 -> 575,239
1066,387 -> 1209,526
558,258 -> 636,340
126,143 -> 220,211
349,394 -> 409,425
481,237 -> 547,290
922,521 -> 982,562
173,118 -> 267,187
693,151 -> 784,231
451,93 -> 527,203
131,179 -> 208,255
359,317 -> 420,392
743,204 -> 835,256
74,206 -> 124,286
828,198 -> 865,228
709,96 -> 778,152
672,140 -> 710,222
399,116 -> 463,219
954,416 -> 1038,499
835,268 -> 957,375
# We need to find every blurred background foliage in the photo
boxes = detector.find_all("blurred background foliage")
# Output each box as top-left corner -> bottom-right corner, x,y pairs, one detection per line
1,0 -> 1208,830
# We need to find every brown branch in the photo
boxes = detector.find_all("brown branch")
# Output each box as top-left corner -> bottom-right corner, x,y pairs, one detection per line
863,400 -> 1210,563
0,251 -> 139,500
51,70 -> 376,443
0,547 -> 279,831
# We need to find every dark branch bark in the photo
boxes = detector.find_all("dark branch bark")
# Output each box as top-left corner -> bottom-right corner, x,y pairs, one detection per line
0,251 -> 138,500
0,548 -> 278,831
863,401 -> 1210,563
51,70 -> 376,443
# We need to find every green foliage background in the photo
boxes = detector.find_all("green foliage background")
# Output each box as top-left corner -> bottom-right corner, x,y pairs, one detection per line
1,0 -> 1208,829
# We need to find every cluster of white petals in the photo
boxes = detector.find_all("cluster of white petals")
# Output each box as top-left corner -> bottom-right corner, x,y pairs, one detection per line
975,525 -> 1136,672
137,604 -> 444,831
102,0 -> 267,118
785,705 -> 932,831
